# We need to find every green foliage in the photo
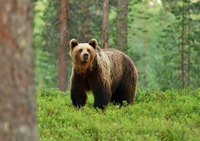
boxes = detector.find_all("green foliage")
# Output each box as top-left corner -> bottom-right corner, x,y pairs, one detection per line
158,0 -> 200,90
37,88 -> 200,140
126,0 -> 165,89
34,0 -> 60,88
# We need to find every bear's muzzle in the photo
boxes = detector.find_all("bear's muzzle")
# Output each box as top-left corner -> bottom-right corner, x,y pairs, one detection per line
83,53 -> 89,61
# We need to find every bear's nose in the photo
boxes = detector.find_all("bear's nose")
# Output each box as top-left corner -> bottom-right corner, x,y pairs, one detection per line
83,53 -> 89,60
83,53 -> 88,57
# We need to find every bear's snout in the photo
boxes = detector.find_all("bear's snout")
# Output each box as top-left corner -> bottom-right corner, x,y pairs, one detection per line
83,53 -> 89,61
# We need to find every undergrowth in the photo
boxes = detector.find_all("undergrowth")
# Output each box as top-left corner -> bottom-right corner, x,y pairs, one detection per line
37,88 -> 200,141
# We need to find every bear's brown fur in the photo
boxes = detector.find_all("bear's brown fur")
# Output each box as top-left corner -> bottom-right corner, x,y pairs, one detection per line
69,39 -> 138,109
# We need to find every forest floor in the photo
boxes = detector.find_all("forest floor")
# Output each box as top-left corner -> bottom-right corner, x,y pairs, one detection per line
37,88 -> 200,141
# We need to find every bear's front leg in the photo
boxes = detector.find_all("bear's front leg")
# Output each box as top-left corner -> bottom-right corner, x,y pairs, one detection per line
87,73 -> 112,109
70,72 -> 88,108
71,89 -> 87,108
93,89 -> 112,109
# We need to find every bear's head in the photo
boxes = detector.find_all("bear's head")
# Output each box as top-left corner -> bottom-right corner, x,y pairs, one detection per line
69,39 -> 98,74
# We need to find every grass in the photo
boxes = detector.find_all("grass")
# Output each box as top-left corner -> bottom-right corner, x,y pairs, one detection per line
37,88 -> 200,141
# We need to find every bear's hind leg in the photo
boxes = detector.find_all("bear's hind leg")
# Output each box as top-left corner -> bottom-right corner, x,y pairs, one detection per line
114,85 -> 135,106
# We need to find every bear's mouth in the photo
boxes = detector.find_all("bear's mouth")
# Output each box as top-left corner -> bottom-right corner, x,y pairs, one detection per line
83,56 -> 89,61
83,56 -> 88,61
83,57 -> 88,61
81,58 -> 88,63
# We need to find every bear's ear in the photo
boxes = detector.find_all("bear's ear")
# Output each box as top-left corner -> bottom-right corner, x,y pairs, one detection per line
69,39 -> 79,49
88,39 -> 98,49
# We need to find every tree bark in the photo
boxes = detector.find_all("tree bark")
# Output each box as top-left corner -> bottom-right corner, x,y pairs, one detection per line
187,1 -> 191,87
102,0 -> 109,49
0,0 -> 39,140
81,0 -> 88,42
181,0 -> 185,89
116,0 -> 128,51
59,0 -> 67,91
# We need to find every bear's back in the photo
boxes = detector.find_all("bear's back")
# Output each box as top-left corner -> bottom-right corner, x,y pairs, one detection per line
98,48 -> 137,92
101,48 -> 135,72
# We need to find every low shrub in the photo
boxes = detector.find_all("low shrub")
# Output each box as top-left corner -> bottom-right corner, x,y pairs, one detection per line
37,88 -> 200,140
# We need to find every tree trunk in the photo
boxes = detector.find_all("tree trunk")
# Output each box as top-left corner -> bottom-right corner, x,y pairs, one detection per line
59,0 -> 67,91
81,0 -> 88,42
116,0 -> 128,51
0,0 -> 39,140
181,0 -> 185,89
187,2 -> 191,87
102,0 -> 109,49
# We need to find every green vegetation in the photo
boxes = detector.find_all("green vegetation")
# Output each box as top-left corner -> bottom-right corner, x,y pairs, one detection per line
37,88 -> 200,140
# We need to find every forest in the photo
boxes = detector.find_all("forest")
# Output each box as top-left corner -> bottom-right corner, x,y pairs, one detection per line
0,0 -> 200,140
34,0 -> 200,91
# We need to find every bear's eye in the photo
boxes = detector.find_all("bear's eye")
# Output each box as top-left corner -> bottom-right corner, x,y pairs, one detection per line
87,49 -> 90,52
79,49 -> 83,52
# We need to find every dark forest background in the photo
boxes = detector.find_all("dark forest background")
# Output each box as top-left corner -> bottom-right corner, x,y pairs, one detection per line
34,0 -> 200,91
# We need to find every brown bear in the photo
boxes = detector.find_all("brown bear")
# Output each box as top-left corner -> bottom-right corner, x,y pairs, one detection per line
69,39 -> 138,109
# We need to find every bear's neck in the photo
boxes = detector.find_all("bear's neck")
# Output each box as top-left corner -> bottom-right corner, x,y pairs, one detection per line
74,59 -> 98,76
